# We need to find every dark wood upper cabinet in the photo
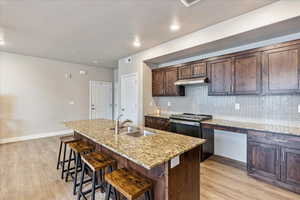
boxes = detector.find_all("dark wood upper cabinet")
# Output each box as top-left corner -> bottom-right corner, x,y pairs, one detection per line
152,69 -> 165,96
165,68 -> 182,96
192,62 -> 207,78
152,67 -> 185,97
208,58 -> 232,95
178,65 -> 192,80
263,44 -> 300,94
152,39 -> 300,97
233,53 -> 262,95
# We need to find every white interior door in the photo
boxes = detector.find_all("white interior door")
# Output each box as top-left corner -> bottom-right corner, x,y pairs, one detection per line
90,81 -> 113,120
113,82 -> 119,120
121,73 -> 138,125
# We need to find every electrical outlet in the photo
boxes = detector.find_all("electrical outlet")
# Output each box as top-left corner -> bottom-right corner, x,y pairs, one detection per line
167,102 -> 171,107
298,105 -> 300,113
235,103 -> 240,111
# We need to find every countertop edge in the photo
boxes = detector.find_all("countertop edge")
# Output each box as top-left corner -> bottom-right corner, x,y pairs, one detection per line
202,119 -> 300,136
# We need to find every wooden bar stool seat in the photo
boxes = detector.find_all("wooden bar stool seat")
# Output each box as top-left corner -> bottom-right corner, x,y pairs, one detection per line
65,140 -> 94,195
77,151 -> 116,200
56,134 -> 81,179
105,168 -> 153,200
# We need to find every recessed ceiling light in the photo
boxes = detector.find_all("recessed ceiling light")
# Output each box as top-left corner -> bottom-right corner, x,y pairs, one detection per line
170,24 -> 180,31
93,60 -> 99,64
133,40 -> 141,48
0,40 -> 5,46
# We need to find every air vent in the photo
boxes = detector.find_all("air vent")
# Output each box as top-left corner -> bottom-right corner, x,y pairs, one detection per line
180,0 -> 202,7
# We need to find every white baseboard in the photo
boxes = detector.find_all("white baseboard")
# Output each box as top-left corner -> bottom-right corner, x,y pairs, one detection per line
0,129 -> 73,144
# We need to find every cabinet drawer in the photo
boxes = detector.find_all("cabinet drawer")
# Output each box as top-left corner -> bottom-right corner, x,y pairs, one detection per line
248,131 -> 276,144
248,130 -> 300,149
145,116 -> 170,131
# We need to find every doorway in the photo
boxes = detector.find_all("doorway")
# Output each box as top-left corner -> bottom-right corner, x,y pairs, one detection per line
120,73 -> 138,125
89,80 -> 113,120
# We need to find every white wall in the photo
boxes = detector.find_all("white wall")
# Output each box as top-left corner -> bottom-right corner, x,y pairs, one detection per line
0,52 -> 113,140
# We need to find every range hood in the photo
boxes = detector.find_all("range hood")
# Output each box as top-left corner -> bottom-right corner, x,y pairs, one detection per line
174,77 -> 208,86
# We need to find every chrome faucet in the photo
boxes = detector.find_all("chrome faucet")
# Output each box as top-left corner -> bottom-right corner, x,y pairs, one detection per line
115,114 -> 132,134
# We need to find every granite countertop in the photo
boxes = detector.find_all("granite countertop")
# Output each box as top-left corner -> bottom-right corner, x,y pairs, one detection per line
64,119 -> 205,170
144,114 -> 170,119
202,119 -> 300,136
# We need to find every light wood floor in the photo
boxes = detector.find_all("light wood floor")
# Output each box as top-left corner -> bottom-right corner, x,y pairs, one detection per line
1,137 -> 300,200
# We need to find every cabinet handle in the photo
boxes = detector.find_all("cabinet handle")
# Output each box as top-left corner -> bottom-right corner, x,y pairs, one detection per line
274,139 -> 287,143
282,151 -> 285,162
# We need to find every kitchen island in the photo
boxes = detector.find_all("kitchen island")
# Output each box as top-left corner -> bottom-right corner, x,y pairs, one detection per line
64,119 -> 206,200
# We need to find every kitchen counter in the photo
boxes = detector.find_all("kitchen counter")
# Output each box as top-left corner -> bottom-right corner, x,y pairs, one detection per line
144,113 -> 170,119
64,119 -> 203,200
64,119 -> 205,170
202,119 -> 300,136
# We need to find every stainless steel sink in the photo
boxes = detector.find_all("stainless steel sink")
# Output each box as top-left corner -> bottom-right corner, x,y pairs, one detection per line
126,130 -> 157,137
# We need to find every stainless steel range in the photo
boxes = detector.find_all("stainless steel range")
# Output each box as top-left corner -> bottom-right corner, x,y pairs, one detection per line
169,113 -> 213,162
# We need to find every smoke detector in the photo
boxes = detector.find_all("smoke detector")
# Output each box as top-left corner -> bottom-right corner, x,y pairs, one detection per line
180,0 -> 202,7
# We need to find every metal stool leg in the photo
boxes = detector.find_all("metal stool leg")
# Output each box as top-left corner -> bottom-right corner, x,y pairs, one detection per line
91,171 -> 96,200
145,191 -> 152,200
77,162 -> 86,200
105,184 -> 112,200
73,152 -> 80,195
61,143 -> 67,179
65,149 -> 73,182
112,187 -> 119,200
56,141 -> 63,170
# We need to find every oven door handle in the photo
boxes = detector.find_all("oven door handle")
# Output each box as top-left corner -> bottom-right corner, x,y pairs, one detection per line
170,119 -> 200,127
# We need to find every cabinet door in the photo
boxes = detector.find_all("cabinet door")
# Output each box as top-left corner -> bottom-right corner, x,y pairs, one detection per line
178,65 -> 192,80
281,147 -> 300,186
192,62 -> 207,78
247,141 -> 280,180
263,45 -> 300,94
165,68 -> 183,96
208,58 -> 232,95
152,69 -> 165,96
233,53 -> 262,95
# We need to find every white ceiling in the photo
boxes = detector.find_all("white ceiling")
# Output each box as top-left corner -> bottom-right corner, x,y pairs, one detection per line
0,0 -> 277,68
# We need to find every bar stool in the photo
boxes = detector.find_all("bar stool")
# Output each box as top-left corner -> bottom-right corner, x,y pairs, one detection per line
65,140 -> 94,195
77,151 -> 116,200
56,134 -> 81,179
105,168 -> 153,200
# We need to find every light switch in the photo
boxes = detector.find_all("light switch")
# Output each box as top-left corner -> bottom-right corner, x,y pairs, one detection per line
167,102 -> 171,107
298,105 -> 300,113
235,103 -> 240,111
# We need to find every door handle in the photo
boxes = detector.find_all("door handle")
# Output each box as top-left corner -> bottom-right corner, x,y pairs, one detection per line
91,108 -> 95,111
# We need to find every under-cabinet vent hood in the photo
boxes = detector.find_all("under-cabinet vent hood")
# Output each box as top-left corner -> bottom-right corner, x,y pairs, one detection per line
174,77 -> 208,86
180,0 -> 202,7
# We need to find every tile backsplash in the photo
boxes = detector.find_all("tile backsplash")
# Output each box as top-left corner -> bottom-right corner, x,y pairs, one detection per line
153,85 -> 300,127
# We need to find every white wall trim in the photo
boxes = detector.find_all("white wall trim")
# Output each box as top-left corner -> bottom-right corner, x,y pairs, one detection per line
0,129 -> 73,144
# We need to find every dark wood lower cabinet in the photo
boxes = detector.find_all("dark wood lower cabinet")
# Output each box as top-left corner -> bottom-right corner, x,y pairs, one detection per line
144,116 -> 170,131
247,131 -> 300,194
247,141 -> 280,180
281,147 -> 300,187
